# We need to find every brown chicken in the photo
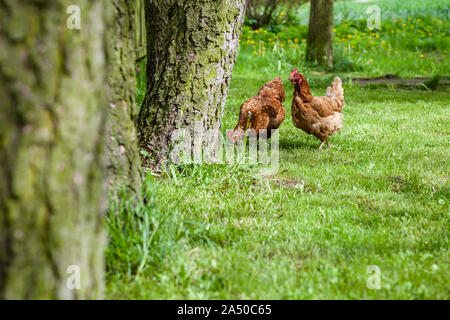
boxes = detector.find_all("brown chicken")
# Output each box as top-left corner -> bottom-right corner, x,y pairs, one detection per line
228,76 -> 286,143
289,69 -> 344,150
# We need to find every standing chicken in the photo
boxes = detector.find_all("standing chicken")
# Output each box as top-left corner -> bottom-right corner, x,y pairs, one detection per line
289,70 -> 344,150
228,76 -> 286,143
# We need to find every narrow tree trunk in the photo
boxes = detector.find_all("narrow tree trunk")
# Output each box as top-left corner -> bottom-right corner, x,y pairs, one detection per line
106,0 -> 142,194
138,0 -> 247,170
0,0 -> 107,299
306,0 -> 334,68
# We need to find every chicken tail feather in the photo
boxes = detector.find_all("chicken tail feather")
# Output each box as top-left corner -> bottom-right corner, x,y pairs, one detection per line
326,77 -> 344,110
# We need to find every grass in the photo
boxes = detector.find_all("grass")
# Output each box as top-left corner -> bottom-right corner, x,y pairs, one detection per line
239,0 -> 449,77
107,0 -> 450,299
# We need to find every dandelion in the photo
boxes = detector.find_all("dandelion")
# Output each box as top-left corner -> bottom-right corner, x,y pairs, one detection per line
419,54 -> 424,58
294,38 -> 299,43
347,34 -> 352,39
402,23 -> 406,27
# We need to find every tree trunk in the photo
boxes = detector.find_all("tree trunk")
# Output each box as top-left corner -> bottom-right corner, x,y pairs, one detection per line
138,0 -> 247,170
106,0 -> 142,194
306,0 -> 334,68
0,0 -> 107,299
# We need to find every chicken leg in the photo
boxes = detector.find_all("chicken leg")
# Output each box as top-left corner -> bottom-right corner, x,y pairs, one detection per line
318,137 -> 333,151
318,140 -> 326,151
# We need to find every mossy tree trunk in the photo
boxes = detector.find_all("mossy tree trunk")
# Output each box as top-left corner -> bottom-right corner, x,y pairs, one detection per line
0,0 -> 108,299
106,0 -> 142,194
138,0 -> 247,170
306,0 -> 334,68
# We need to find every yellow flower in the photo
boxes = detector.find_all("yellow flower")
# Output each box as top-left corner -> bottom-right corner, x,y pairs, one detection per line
402,23 -> 406,27
250,40 -> 255,44
428,33 -> 432,36
347,34 -> 352,38
294,38 -> 299,43
419,54 -> 424,58
408,17 -> 412,20
333,28 -> 337,32
367,59 -> 374,63
301,39 -> 306,43
253,51 -> 257,55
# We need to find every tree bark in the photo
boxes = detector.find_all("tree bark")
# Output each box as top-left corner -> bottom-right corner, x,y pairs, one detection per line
106,0 -> 142,194
0,0 -> 107,299
138,0 -> 247,170
306,0 -> 334,68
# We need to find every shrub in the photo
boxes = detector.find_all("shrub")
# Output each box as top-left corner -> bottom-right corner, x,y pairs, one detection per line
245,0 -> 306,29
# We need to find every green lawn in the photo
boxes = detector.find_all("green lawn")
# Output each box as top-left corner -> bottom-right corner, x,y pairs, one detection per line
107,0 -> 449,299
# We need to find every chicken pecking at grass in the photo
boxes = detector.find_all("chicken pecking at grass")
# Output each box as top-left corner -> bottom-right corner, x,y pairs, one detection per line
289,70 -> 344,151
228,76 -> 286,143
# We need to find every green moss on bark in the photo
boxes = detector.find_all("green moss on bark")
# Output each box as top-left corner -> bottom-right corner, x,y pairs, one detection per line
0,0 -> 107,299
105,0 -> 142,195
138,0 -> 247,170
